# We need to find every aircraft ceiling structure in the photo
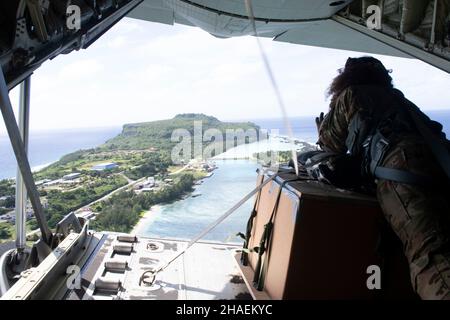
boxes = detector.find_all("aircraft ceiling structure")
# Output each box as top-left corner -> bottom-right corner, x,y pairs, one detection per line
128,0 -> 450,73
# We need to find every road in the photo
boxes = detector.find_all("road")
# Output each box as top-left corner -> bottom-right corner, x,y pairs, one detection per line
74,175 -> 147,212
0,210 -> 16,224
26,174 -> 147,238
119,172 -> 134,184
169,164 -> 189,175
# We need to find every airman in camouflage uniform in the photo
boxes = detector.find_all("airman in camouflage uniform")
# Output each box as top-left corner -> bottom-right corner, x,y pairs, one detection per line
317,57 -> 450,300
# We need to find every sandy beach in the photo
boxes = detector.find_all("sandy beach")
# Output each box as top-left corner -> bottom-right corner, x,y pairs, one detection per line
131,205 -> 161,236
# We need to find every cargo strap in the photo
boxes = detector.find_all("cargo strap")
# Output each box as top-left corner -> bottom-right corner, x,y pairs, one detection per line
139,171 -> 279,286
253,178 -> 299,291
240,174 -> 265,266
241,168 -> 300,265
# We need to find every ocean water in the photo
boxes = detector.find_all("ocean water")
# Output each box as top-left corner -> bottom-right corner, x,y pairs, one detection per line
253,110 -> 450,143
139,159 -> 258,242
254,116 -> 320,144
141,127 -> 315,242
1,112 -> 449,242
1,111 -> 448,181
0,127 -> 121,179
139,110 -> 450,242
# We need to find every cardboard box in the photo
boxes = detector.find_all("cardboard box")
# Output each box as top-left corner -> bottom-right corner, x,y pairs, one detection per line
240,172 -> 417,300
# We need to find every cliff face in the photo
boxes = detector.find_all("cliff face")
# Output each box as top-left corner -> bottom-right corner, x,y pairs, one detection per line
101,114 -> 261,151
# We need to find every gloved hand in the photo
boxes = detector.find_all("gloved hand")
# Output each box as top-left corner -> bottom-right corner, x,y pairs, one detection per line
315,112 -> 324,134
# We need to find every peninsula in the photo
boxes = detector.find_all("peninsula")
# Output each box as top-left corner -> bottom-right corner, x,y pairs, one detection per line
0,114 -> 259,241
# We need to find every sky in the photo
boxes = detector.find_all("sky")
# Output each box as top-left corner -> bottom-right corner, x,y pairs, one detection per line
1,17 -> 450,133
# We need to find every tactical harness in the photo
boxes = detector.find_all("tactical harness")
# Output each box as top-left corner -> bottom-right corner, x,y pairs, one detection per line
239,94 -> 450,292
346,93 -> 450,187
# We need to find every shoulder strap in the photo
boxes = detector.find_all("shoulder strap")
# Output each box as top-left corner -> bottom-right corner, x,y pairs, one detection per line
374,166 -> 437,187
368,130 -> 445,187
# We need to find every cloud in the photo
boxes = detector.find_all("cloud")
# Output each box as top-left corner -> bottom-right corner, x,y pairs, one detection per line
58,59 -> 104,80
107,35 -> 127,48
1,16 -> 449,135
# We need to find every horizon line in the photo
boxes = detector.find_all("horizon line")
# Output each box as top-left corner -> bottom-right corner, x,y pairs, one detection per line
1,108 -> 449,136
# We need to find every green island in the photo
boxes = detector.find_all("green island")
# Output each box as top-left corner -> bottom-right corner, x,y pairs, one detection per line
0,114 -> 259,242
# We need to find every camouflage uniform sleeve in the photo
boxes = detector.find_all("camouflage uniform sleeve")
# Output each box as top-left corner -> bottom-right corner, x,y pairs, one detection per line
318,87 -> 361,153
